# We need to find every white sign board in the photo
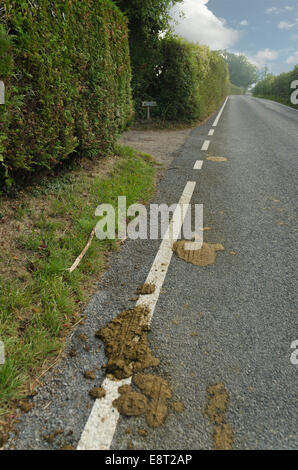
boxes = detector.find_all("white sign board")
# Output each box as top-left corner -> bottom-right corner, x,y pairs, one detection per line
0,81 -> 4,105
142,101 -> 157,107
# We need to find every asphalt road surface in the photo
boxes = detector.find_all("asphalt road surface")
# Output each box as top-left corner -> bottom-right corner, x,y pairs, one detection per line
7,96 -> 298,450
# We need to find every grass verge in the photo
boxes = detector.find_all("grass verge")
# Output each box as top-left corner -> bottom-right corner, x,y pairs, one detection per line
0,145 -> 158,423
253,94 -> 298,110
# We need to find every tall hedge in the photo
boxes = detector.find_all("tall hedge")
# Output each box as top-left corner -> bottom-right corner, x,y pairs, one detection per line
114,0 -> 183,110
228,82 -> 245,95
149,38 -> 229,122
0,0 -> 133,187
253,65 -> 298,109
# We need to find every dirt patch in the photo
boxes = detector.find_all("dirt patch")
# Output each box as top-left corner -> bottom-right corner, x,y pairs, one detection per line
113,374 -> 173,428
173,241 -> 224,267
137,283 -> 156,295
98,299 -> 174,428
19,401 -> 34,413
204,383 -> 234,450
172,401 -> 185,413
113,386 -> 148,416
0,432 -> 8,448
44,429 -> 63,443
83,370 -> 95,380
69,347 -> 77,358
206,155 -> 227,162
88,387 -> 106,399
127,440 -> 134,450
133,374 -> 172,428
204,383 -> 229,424
213,423 -> 234,450
118,128 -> 192,169
78,333 -> 87,342
95,306 -> 159,380
60,444 -> 75,450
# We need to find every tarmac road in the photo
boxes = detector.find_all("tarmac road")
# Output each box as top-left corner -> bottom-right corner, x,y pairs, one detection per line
6,96 -> 298,450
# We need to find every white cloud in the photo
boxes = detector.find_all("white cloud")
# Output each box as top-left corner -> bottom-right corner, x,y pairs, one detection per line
266,6 -> 295,14
239,20 -> 249,27
170,0 -> 239,50
278,21 -> 297,30
248,48 -> 279,68
286,51 -> 298,64
266,7 -> 279,14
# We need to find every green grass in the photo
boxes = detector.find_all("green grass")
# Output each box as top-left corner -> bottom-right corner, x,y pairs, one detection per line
253,94 -> 298,110
0,145 -> 157,412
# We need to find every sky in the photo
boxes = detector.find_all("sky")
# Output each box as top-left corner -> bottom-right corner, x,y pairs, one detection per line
170,0 -> 298,74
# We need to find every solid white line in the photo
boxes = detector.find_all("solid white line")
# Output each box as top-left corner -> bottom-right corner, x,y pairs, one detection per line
212,97 -> 229,127
77,181 -> 197,450
208,129 -> 214,136
201,140 -> 210,151
77,377 -> 131,451
193,160 -> 203,170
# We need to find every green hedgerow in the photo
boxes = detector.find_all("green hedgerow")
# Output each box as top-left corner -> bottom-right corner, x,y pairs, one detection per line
0,0 -> 133,187
253,65 -> 298,109
147,37 -> 229,123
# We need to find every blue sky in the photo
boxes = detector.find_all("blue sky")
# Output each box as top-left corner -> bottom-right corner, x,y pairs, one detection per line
171,0 -> 298,74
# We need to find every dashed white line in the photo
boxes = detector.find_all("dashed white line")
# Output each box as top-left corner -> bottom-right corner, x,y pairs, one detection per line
194,160 -> 203,170
212,96 -> 229,127
201,140 -> 210,151
77,181 -> 197,450
208,129 -> 214,136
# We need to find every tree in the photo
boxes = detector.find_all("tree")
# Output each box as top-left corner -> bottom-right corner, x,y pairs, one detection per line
258,65 -> 270,81
219,51 -> 258,90
115,1 -> 183,105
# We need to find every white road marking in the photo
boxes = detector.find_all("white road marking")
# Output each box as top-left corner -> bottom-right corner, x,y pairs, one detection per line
194,160 -> 203,170
77,181 -> 197,450
212,97 -> 229,127
77,377 -> 131,451
208,129 -> 214,136
201,140 -> 210,151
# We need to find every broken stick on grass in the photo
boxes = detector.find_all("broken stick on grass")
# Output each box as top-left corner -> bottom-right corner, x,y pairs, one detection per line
68,227 -> 96,273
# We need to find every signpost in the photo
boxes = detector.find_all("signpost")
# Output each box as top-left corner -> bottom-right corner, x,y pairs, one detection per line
142,101 -> 157,120
0,340 -> 5,365
0,81 -> 5,105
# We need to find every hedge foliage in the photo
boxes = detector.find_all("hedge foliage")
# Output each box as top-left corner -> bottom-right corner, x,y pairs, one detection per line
148,38 -> 229,122
114,0 -> 182,109
228,82 -> 245,95
253,65 -> 298,109
0,0 -> 133,187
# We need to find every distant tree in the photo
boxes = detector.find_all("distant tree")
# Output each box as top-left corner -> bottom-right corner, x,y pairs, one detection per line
219,51 -> 258,90
258,65 -> 270,81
